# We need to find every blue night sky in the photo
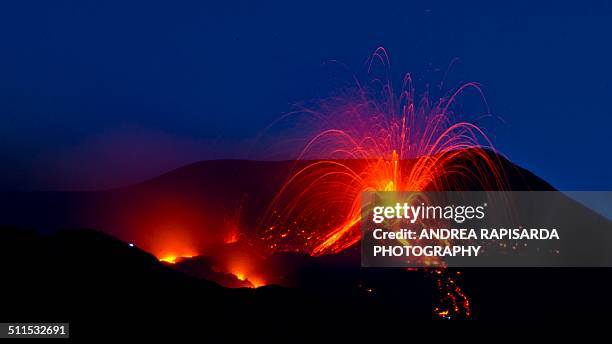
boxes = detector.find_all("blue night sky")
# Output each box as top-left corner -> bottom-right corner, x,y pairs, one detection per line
0,1 -> 610,190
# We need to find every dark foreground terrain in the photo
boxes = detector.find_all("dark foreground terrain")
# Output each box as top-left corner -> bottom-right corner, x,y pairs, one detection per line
1,154 -> 611,339
2,226 -> 612,339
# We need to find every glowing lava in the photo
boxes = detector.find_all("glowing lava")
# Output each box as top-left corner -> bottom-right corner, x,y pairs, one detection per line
230,270 -> 265,288
159,254 -> 196,264
260,48 -> 509,318
262,48 -> 507,256
226,256 -> 266,288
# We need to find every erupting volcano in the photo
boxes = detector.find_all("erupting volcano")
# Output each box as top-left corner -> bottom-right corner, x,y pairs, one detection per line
89,48 -> 511,319
261,48 -> 507,255
3,2 -> 612,337
251,48 -> 510,318
5,49 -> 599,324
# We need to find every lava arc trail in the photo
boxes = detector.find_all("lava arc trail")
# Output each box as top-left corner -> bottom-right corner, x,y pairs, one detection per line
259,48 -> 509,318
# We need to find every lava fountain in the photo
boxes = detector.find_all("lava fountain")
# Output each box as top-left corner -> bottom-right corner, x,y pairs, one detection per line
259,48 -> 509,318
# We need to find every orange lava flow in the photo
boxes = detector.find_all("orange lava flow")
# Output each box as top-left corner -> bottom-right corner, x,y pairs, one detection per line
159,254 -> 196,264
231,270 -> 266,288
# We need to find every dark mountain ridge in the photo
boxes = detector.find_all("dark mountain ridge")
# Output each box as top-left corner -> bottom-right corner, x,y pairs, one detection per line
0,152 -> 610,339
